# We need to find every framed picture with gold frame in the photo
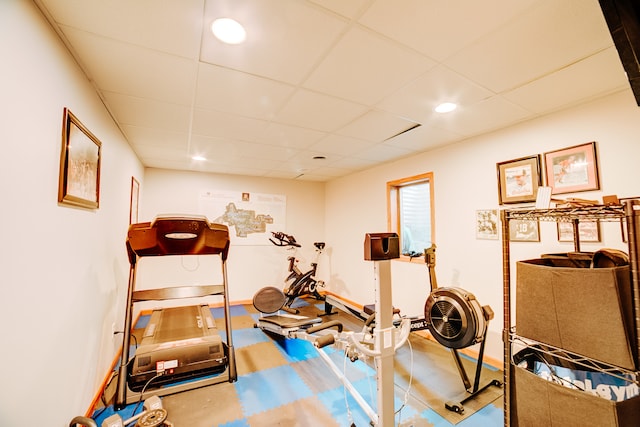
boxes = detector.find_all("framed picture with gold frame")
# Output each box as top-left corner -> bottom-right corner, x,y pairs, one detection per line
496,155 -> 542,204
58,108 -> 102,209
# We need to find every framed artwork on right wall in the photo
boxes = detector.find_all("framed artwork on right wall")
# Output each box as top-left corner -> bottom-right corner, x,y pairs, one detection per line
544,141 -> 599,195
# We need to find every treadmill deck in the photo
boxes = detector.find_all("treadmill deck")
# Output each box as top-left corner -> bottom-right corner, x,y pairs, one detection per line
129,304 -> 227,390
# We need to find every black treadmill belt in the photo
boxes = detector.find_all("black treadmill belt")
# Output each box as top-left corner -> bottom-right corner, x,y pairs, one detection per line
156,306 -> 203,342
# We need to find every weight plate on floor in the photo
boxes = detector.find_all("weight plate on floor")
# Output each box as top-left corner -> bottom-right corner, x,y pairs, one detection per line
136,408 -> 168,427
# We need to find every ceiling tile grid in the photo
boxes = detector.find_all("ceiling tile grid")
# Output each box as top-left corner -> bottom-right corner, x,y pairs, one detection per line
33,0 -> 629,181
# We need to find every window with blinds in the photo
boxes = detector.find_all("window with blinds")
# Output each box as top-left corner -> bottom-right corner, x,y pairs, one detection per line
387,172 -> 434,259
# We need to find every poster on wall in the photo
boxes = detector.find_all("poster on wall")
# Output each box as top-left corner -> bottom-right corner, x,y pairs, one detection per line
476,209 -> 499,240
198,190 -> 286,245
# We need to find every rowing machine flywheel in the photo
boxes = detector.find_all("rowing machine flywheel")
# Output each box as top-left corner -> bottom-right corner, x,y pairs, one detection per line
424,287 -> 490,349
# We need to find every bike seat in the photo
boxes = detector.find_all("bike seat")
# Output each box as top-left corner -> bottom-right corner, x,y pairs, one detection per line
314,242 -> 325,250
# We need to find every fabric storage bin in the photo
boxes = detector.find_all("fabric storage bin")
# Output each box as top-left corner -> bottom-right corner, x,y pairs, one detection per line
516,258 -> 636,370
513,348 -> 640,427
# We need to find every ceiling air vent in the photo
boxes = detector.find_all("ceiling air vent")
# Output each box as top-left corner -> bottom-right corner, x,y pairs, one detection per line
384,123 -> 422,141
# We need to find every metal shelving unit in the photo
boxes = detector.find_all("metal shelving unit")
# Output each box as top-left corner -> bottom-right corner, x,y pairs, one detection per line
500,200 -> 640,426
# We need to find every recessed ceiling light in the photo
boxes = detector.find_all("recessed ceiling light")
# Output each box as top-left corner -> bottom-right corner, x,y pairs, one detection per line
192,155 -> 206,161
435,102 -> 457,113
211,18 -> 246,45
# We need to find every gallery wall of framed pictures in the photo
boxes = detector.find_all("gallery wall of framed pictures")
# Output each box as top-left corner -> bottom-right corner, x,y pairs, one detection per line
496,141 -> 600,206
494,141 -> 603,243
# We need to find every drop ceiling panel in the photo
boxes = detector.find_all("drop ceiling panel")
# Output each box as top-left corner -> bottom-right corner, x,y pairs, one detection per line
257,122 -> 326,149
359,0 -> 539,62
303,26 -> 437,105
133,143 -> 191,161
352,143 -> 414,162
191,109 -> 269,141
61,26 -> 197,104
433,96 -> 531,136
122,125 -> 189,150
195,63 -> 295,120
274,89 -> 368,132
33,0 -> 631,182
384,125 -> 464,152
336,110 -> 420,142
308,134 -> 376,156
201,0 -> 348,84
308,0 -> 369,20
43,0 -> 204,59
444,0 -> 615,93
377,65 -> 495,124
503,47 -> 629,113
102,92 -> 191,133
329,156 -> 377,171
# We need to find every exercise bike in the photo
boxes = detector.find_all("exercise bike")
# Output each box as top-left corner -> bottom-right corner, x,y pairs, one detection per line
267,231 -> 326,313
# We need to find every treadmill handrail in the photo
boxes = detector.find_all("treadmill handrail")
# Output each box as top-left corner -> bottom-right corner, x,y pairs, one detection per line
132,284 -> 225,302
126,216 -> 230,262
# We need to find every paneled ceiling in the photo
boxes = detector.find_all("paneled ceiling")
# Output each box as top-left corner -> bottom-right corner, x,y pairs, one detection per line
34,0 -> 629,181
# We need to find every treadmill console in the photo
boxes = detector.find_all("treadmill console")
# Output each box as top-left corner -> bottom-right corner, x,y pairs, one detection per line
126,215 -> 230,262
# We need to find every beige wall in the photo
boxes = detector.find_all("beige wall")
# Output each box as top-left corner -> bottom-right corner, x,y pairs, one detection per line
325,89 -> 640,360
0,1 -> 142,425
137,168 -> 326,310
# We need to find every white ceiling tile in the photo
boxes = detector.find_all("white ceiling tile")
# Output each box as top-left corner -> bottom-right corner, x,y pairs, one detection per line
61,26 -> 197,104
303,26 -> 436,105
328,156 -> 377,171
189,135 -> 257,161
192,135 -> 298,162
264,171 -> 303,180
201,0 -> 348,84
337,110 -> 419,142
274,89 -> 368,132
102,92 -> 191,133
258,122 -> 327,149
307,134 -> 375,156
122,125 -> 189,149
359,0 -> 538,61
383,124 -> 464,152
132,143 -> 190,161
41,0 -> 204,59
433,96 -> 532,136
377,65 -> 495,124
36,0 -> 626,182
191,109 -> 269,141
351,143 -> 414,162
443,0 -> 615,93
503,47 -> 629,114
195,63 -> 295,120
306,165 -> 355,178
308,0 -> 369,19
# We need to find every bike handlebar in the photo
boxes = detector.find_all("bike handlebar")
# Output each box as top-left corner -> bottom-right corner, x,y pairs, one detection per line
269,231 -> 301,247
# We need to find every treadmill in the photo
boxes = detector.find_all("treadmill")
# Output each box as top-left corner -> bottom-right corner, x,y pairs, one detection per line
114,215 -> 236,409
128,304 -> 227,391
